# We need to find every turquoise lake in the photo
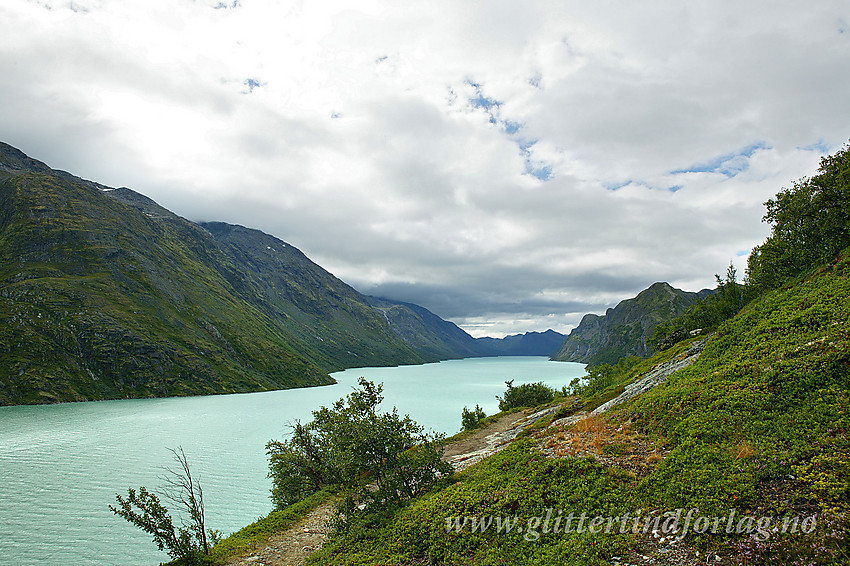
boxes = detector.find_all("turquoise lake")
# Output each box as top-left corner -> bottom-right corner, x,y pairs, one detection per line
0,357 -> 586,565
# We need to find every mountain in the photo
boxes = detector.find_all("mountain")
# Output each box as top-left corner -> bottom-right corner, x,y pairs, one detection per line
365,296 -> 482,360
0,142 -> 469,405
551,281 -> 712,366
474,329 -> 565,356
365,296 -> 566,358
194,222 -> 429,372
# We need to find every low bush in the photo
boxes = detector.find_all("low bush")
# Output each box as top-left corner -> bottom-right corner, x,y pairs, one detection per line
267,378 -> 452,523
497,380 -> 555,411
461,404 -> 487,430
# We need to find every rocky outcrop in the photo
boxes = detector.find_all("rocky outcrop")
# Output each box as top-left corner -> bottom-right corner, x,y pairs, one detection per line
552,282 -> 712,366
548,336 -> 710,429
590,337 -> 709,415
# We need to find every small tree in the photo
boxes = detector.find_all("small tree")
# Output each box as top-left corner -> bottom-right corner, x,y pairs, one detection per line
268,378 -> 453,520
161,447 -> 210,555
110,487 -> 191,560
461,404 -> 487,430
110,447 -> 216,563
747,142 -> 850,292
496,380 -> 555,411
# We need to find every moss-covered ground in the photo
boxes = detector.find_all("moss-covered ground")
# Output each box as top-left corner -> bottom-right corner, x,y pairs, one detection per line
300,251 -> 850,565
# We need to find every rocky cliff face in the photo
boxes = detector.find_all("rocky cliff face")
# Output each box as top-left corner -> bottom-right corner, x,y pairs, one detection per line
552,282 -> 711,366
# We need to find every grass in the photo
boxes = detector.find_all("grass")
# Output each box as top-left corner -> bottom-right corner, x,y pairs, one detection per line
289,249 -> 850,565
207,487 -> 340,564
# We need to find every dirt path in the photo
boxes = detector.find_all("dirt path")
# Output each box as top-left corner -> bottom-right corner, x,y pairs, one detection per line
225,409 -> 546,566
442,408 -> 537,459
224,500 -> 336,566
443,405 -> 565,472
226,344 -> 722,566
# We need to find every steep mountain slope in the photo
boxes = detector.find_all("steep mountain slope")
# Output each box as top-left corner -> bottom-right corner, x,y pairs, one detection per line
198,223 -> 426,371
0,142 -> 445,405
475,329 -> 565,356
552,282 -> 711,366
365,296 -> 482,360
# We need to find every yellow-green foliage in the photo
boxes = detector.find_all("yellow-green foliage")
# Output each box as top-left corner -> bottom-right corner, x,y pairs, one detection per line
626,252 -> 850,512
300,252 -> 850,565
310,440 -> 637,566
207,488 -> 338,564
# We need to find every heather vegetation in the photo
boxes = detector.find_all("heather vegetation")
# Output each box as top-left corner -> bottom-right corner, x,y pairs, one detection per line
290,143 -> 850,565
150,144 -> 849,565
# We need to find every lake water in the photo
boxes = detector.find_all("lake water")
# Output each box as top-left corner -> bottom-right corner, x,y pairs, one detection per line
0,357 -> 585,566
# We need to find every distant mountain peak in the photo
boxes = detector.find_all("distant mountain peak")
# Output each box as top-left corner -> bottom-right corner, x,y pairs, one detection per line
474,328 -> 566,357
552,282 -> 707,366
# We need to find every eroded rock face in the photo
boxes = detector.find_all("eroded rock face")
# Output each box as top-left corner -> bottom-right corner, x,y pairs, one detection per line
590,337 -> 709,416
446,405 -> 564,472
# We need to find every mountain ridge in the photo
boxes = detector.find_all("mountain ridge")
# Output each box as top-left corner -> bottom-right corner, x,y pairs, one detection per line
0,142 -> 482,405
551,281 -> 713,366
474,329 -> 565,357
365,296 -> 566,358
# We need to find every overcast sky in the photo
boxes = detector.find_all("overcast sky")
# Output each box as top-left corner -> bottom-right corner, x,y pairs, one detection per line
2,1 -> 849,337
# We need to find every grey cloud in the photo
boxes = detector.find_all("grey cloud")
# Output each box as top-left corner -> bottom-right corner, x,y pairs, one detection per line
1,0 -> 848,337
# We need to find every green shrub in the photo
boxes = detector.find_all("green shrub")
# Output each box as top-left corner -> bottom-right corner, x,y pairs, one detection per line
461,404 -> 487,430
497,380 -> 555,411
747,142 -> 850,294
267,378 -> 452,520
575,357 -> 641,398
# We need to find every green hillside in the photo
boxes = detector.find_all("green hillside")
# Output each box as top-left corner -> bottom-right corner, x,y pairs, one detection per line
0,167 -> 328,404
303,253 -> 849,565
265,143 -> 850,566
0,142 -> 460,405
